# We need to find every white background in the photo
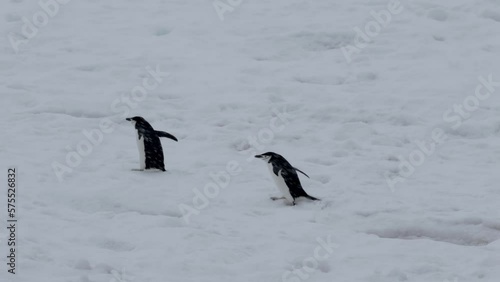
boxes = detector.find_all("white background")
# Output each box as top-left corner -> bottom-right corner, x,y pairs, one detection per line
1,0 -> 500,281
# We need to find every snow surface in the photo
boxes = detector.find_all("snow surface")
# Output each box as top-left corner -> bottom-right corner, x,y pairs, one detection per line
1,0 -> 500,281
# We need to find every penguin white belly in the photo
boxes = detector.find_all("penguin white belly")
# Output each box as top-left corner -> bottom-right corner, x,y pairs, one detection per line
136,132 -> 146,170
267,163 -> 294,204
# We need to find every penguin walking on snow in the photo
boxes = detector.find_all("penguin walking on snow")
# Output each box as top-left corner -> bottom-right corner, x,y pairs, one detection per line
126,116 -> 178,171
255,152 -> 319,205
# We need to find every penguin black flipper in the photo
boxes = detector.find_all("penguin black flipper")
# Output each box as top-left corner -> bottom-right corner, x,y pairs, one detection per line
142,132 -> 166,171
294,167 -> 310,178
272,164 -> 281,177
155,130 -> 178,142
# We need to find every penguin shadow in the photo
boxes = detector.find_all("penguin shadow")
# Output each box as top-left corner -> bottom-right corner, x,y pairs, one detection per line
130,168 -> 165,173
129,168 -> 193,177
269,196 -> 332,209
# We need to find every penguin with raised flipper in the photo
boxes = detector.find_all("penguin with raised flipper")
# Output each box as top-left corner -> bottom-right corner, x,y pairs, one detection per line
255,152 -> 319,205
126,116 -> 178,171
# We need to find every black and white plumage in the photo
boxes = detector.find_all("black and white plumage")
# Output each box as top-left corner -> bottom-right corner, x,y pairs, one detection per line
255,152 -> 319,205
126,116 -> 178,171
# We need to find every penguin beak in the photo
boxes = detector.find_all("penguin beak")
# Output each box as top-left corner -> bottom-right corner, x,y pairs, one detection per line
126,118 -> 132,121
255,154 -> 263,159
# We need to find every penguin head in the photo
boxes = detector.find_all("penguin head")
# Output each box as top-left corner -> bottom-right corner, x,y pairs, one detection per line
255,152 -> 278,162
126,116 -> 156,131
126,116 -> 146,124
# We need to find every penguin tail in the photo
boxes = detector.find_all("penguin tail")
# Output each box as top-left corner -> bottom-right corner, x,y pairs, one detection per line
294,167 -> 310,178
304,195 -> 320,201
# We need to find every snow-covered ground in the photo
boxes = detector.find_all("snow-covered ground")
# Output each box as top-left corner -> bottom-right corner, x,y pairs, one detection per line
1,0 -> 500,281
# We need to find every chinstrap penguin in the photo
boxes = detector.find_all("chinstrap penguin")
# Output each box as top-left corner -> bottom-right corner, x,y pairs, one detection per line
126,116 -> 178,171
255,152 -> 319,205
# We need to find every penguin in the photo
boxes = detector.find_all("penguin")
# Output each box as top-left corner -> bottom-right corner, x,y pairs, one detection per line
255,152 -> 319,205
126,116 -> 178,171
